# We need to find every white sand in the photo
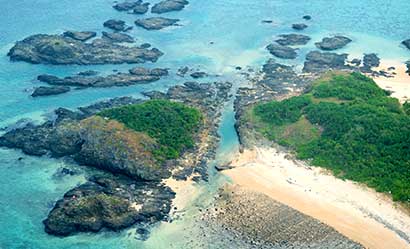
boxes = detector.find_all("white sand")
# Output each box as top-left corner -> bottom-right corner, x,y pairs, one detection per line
371,59 -> 410,103
163,176 -> 200,213
224,146 -> 410,249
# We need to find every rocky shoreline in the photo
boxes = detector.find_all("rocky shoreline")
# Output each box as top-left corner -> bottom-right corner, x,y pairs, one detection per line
0,81 -> 232,237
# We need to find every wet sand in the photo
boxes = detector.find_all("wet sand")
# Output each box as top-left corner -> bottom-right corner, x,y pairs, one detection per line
371,59 -> 410,103
224,146 -> 410,249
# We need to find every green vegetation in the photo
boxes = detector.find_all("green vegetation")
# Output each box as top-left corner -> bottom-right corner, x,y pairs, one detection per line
251,72 -> 410,202
99,99 -> 202,161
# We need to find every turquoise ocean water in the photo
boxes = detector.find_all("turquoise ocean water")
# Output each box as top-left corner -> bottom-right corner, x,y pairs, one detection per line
0,0 -> 409,248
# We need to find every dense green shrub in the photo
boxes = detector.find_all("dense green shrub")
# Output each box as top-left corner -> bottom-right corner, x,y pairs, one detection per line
252,72 -> 410,202
99,99 -> 202,161
253,95 -> 311,125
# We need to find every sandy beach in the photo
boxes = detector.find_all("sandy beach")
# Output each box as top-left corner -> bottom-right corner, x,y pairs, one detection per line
371,59 -> 410,103
224,146 -> 410,249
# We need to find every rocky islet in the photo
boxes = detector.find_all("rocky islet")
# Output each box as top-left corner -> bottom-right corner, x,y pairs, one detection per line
315,36 -> 352,50
7,34 -> 163,65
135,17 -> 180,30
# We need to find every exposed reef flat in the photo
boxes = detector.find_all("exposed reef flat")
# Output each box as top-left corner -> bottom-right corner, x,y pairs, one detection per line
7,34 -> 162,65
151,0 -> 189,14
200,184 -> 363,249
135,17 -> 180,30
0,81 -> 232,236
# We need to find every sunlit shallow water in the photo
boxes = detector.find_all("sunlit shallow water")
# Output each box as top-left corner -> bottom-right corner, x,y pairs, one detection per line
0,0 -> 409,248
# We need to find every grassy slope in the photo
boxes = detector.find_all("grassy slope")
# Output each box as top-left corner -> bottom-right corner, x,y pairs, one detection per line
249,72 -> 410,202
99,99 -> 203,162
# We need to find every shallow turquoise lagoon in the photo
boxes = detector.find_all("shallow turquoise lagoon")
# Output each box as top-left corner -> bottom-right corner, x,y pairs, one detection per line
0,0 -> 409,248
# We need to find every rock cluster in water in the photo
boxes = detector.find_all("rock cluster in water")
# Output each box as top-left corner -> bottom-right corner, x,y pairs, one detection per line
7,34 -> 163,65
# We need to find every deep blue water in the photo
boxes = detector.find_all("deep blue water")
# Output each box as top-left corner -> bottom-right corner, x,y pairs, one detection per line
0,0 -> 410,248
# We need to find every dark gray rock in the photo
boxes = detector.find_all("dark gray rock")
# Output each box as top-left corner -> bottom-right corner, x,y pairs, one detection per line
113,0 -> 142,11
133,2 -> 150,14
135,17 -> 179,30
128,67 -> 168,76
190,72 -> 207,78
303,51 -> 349,73
44,175 -> 175,236
139,43 -> 151,48
315,36 -> 352,51
63,31 -> 96,41
31,86 -> 70,97
275,34 -> 311,46
78,70 -> 99,76
266,44 -> 297,59
360,53 -> 380,73
303,15 -> 312,20
363,53 -> 380,68
151,0 -> 189,14
177,66 -> 189,76
350,59 -> 361,66
292,23 -> 308,30
102,31 -> 134,43
215,164 -> 234,171
7,34 -> 162,65
37,71 -> 160,88
406,61 -> 410,75
103,19 -> 128,32
402,39 -> 410,50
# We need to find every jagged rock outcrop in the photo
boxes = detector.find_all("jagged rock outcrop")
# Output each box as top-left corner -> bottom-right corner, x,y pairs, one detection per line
7,34 -> 162,65
135,17 -> 180,30
102,31 -> 134,43
402,39 -> 410,50
44,175 -> 175,236
36,67 -> 166,88
151,0 -> 189,14
275,34 -> 311,46
292,23 -> 308,30
266,44 -> 297,59
63,31 -> 96,41
303,51 -> 349,73
31,86 -> 70,97
315,36 -> 352,50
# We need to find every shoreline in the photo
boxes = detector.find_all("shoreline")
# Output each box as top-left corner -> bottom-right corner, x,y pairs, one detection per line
371,59 -> 410,103
223,146 -> 410,249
